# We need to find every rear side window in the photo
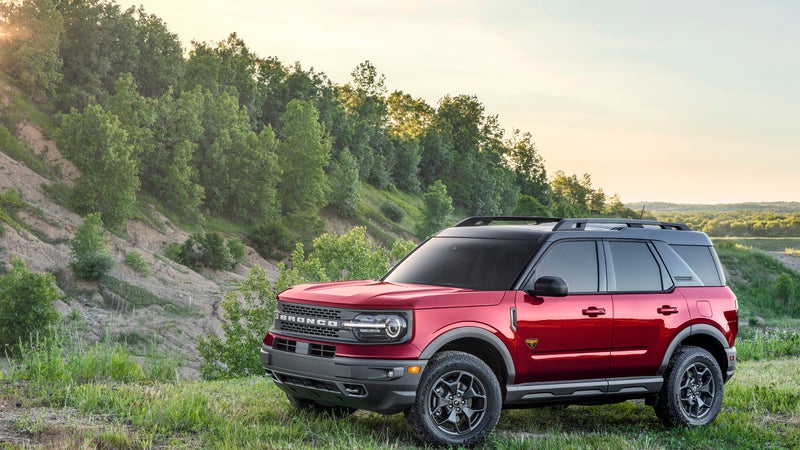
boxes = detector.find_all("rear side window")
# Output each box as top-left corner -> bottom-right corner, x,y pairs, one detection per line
607,241 -> 664,292
671,245 -> 723,286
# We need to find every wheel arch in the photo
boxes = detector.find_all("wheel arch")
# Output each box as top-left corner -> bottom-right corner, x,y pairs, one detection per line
659,324 -> 731,380
419,327 -> 516,392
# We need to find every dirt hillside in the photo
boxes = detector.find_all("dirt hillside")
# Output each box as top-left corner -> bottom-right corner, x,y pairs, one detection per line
0,100 -> 279,378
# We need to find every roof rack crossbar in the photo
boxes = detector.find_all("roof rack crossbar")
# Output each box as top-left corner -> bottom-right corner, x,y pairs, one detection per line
455,216 -> 562,227
552,218 -> 691,231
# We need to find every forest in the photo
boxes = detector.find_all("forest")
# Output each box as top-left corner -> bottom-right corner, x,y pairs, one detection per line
0,0 -> 640,251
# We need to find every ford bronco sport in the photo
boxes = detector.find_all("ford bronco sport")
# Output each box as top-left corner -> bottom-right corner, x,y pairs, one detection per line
260,217 -> 738,446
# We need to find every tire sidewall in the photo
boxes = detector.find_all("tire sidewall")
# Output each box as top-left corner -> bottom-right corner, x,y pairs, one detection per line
407,351 -> 502,447
658,346 -> 724,427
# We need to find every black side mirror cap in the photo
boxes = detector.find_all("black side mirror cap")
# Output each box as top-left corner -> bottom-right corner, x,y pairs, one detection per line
526,276 -> 568,297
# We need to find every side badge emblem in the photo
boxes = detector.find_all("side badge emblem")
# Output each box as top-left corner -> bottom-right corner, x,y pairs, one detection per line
525,338 -> 539,350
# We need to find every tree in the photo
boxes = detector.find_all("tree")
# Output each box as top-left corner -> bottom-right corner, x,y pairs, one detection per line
131,8 -> 184,98
57,104 -> 140,228
0,0 -> 64,100
276,99 -> 331,215
197,265 -> 276,379
776,272 -> 795,309
328,148 -> 360,217
56,0 -> 140,109
195,90 -> 281,223
505,129 -> 550,205
0,255 -> 60,355
70,213 -> 114,280
416,180 -> 454,239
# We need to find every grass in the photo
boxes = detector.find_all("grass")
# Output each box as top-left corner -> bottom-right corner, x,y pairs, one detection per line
2,327 -> 799,449
714,240 -> 800,318
714,237 -> 800,253
97,276 -> 201,318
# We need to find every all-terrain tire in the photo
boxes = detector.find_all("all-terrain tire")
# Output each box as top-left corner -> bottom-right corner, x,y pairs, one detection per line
286,394 -> 356,417
405,351 -> 502,447
654,346 -> 724,427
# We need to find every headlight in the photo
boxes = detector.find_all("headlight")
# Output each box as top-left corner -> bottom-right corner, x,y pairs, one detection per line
343,313 -> 408,342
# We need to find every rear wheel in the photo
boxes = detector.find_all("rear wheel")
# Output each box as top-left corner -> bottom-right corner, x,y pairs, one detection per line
654,346 -> 723,427
286,394 -> 356,417
405,351 -> 502,447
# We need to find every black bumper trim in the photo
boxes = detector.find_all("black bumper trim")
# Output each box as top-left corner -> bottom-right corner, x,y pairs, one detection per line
260,344 -> 427,415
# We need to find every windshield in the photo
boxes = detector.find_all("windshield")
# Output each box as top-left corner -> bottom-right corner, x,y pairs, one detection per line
383,237 -> 540,290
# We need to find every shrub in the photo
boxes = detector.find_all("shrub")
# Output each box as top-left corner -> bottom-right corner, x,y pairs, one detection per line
776,272 -> 795,307
227,238 -> 246,264
380,200 -> 405,223
72,253 -> 114,280
124,251 -> 151,276
0,255 -> 60,356
70,213 -> 114,280
248,221 -> 293,258
164,242 -> 184,264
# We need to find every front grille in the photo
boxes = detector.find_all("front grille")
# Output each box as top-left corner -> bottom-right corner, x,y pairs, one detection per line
280,322 -> 340,338
281,303 -> 341,319
273,338 -> 297,353
272,338 -> 336,358
309,343 -> 336,358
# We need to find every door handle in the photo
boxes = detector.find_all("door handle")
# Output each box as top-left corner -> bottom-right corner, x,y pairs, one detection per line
582,307 -> 606,317
657,305 -> 679,315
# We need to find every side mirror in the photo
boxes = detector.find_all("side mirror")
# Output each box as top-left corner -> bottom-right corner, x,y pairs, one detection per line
526,276 -> 568,297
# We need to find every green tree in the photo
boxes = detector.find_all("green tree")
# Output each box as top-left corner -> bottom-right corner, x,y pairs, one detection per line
0,255 -> 60,355
505,129 -> 550,205
198,231 -> 414,379
148,88 -> 205,222
131,8 -> 184,98
197,265 -> 276,379
56,0 -> 140,109
57,104 -> 140,228
776,272 -> 795,308
70,213 -> 114,280
416,180 -> 454,239
0,0 -> 63,100
328,148 -> 360,217
277,99 -> 331,214
195,90 -> 280,223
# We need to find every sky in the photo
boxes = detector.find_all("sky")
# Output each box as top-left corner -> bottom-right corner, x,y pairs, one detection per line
122,0 -> 800,205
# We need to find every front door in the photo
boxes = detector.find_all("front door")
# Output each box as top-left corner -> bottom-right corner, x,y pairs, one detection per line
514,240 -> 612,384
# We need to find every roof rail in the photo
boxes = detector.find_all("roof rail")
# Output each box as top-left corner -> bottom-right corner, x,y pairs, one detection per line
455,216 -> 562,227
552,218 -> 691,231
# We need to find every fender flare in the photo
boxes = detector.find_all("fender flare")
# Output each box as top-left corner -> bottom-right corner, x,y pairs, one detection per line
658,324 -> 730,375
419,326 -> 517,384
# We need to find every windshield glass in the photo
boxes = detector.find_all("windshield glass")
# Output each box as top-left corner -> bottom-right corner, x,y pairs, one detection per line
383,237 -> 540,290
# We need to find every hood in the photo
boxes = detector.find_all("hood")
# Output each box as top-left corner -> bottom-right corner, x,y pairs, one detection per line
278,280 -> 506,310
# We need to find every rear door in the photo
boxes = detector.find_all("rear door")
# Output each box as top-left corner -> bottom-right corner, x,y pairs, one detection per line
605,240 -> 689,378
514,240 -> 613,383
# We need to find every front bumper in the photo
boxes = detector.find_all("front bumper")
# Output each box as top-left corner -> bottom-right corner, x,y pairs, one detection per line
260,343 -> 427,415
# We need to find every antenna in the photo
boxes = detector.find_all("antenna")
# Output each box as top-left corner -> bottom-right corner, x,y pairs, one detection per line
640,204 -> 646,219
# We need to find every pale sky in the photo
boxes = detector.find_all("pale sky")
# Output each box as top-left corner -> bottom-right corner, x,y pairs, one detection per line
124,0 -> 800,204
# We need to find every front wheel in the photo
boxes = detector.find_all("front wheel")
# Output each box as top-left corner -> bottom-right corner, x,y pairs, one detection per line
654,346 -> 724,427
405,351 -> 502,447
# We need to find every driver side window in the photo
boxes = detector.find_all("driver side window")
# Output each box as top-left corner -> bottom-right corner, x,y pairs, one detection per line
528,240 -> 599,293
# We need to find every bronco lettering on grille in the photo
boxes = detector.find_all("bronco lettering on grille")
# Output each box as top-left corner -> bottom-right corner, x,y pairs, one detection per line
276,311 -> 340,328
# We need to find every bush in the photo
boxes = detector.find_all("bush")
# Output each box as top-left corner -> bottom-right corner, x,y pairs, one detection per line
72,253 -> 114,280
248,221 -> 293,258
172,231 -> 242,271
0,255 -> 60,356
380,200 -> 405,223
123,251 -> 151,276
70,213 -> 114,280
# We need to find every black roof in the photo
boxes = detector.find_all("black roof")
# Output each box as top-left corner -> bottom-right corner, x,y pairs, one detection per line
437,216 -> 713,246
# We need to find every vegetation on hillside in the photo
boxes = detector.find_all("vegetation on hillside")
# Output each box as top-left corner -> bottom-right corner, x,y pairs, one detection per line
1,0 -> 638,254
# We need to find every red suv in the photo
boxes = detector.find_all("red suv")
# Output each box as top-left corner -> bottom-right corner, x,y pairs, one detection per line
260,217 -> 738,446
